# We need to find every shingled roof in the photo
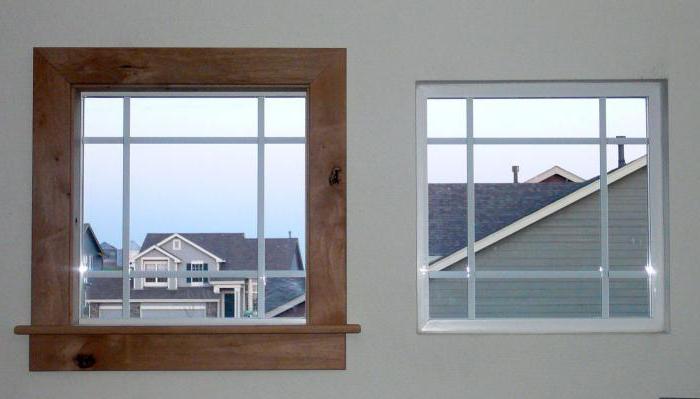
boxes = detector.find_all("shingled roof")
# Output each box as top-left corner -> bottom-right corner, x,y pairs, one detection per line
140,233 -> 302,270
428,182 -> 586,258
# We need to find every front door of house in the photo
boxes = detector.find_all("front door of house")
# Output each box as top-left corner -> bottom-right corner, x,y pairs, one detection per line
224,293 -> 236,318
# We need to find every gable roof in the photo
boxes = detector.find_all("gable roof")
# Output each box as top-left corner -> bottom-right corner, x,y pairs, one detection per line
140,233 -> 301,270
428,156 -> 647,271
134,245 -> 183,262
525,165 -> 584,183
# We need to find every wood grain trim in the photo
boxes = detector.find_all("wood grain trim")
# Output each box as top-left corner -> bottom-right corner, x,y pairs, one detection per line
32,50 -> 73,325
26,47 -> 351,371
307,52 -> 347,325
29,334 -> 346,371
35,48 -> 342,86
16,324 -> 361,335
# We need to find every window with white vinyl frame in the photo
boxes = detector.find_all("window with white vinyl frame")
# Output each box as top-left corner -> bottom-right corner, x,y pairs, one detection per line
417,81 -> 667,333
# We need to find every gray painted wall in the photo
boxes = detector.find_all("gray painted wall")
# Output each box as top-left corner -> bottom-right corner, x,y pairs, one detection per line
2,2 -> 699,399
433,168 -> 649,318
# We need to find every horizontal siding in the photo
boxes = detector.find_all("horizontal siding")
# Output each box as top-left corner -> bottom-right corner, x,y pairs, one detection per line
429,279 -> 468,318
475,279 -> 602,318
609,168 -> 649,272
475,192 -> 601,271
429,168 -> 650,319
610,278 -> 649,317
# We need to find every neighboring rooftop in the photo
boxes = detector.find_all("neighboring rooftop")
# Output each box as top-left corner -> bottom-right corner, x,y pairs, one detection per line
428,181 -> 586,257
140,233 -> 302,271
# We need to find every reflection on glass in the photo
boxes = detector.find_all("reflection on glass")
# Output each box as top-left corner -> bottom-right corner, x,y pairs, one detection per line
265,98 -> 306,137
474,145 -> 600,272
131,98 -> 258,137
473,98 -> 599,138
606,98 -> 647,138
427,99 -> 466,138
84,98 -> 123,137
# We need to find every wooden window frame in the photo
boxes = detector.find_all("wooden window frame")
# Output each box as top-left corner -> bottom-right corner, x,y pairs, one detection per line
14,47 -> 360,371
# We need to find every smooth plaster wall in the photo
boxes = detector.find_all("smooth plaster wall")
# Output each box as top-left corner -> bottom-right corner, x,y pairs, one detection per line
1,1 -> 699,398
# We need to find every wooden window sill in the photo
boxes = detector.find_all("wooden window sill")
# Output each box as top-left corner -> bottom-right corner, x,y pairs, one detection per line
14,324 -> 361,335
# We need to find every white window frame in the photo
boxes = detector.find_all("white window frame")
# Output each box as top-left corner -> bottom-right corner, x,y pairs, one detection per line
77,91 -> 307,325
416,81 -> 667,333
190,261 -> 205,286
143,260 -> 168,287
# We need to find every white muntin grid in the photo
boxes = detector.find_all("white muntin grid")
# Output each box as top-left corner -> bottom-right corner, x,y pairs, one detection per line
416,81 -> 666,333
77,91 -> 307,325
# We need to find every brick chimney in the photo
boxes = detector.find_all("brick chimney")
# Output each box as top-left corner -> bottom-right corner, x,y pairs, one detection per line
512,165 -> 519,183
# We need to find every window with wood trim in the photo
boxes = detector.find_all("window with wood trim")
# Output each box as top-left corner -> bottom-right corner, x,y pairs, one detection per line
15,47 -> 359,371
417,81 -> 667,333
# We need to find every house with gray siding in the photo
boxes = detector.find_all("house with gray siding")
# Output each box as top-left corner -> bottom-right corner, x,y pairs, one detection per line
428,156 -> 650,319
85,233 -> 305,320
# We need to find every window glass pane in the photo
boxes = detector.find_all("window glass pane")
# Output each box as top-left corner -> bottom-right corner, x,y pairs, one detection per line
130,144 -> 257,319
265,144 -> 306,265
266,278 -> 305,318
475,278 -> 602,318
474,145 -> 600,272
606,98 -> 647,138
83,144 -> 122,271
264,98 -> 305,137
428,145 -> 467,268
84,98 -> 123,137
130,98 -> 258,137
473,98 -> 599,138
607,145 -> 649,273
427,99 -> 466,138
610,278 -> 650,318
429,277 -> 468,319
82,278 -> 123,319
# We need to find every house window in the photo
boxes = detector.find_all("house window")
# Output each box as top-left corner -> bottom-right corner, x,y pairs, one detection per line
417,81 -> 667,333
172,239 -> 181,250
143,261 -> 168,287
187,262 -> 208,285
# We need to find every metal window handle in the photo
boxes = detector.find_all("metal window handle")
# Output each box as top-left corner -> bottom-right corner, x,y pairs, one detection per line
74,353 -> 96,369
329,167 -> 341,186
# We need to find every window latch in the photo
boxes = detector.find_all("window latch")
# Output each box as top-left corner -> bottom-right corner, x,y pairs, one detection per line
329,167 -> 341,186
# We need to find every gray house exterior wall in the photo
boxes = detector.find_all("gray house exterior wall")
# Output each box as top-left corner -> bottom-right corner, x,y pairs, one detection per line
430,168 -> 649,319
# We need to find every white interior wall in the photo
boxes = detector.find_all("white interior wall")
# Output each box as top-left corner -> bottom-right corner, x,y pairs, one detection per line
1,1 -> 699,398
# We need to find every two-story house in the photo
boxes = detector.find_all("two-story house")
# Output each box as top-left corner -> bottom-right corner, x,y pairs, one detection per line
84,233 -> 305,320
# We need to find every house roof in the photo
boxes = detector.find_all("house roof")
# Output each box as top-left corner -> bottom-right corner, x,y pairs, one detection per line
140,233 -> 301,270
428,156 -> 647,271
525,165 -> 584,183
429,182 -> 585,257
85,233 -> 305,311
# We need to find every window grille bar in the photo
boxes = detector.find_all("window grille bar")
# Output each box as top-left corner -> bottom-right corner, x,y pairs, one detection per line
426,137 -> 647,145
257,97 -> 266,318
599,99 -> 610,318
121,97 -> 131,319
466,98 -> 476,319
